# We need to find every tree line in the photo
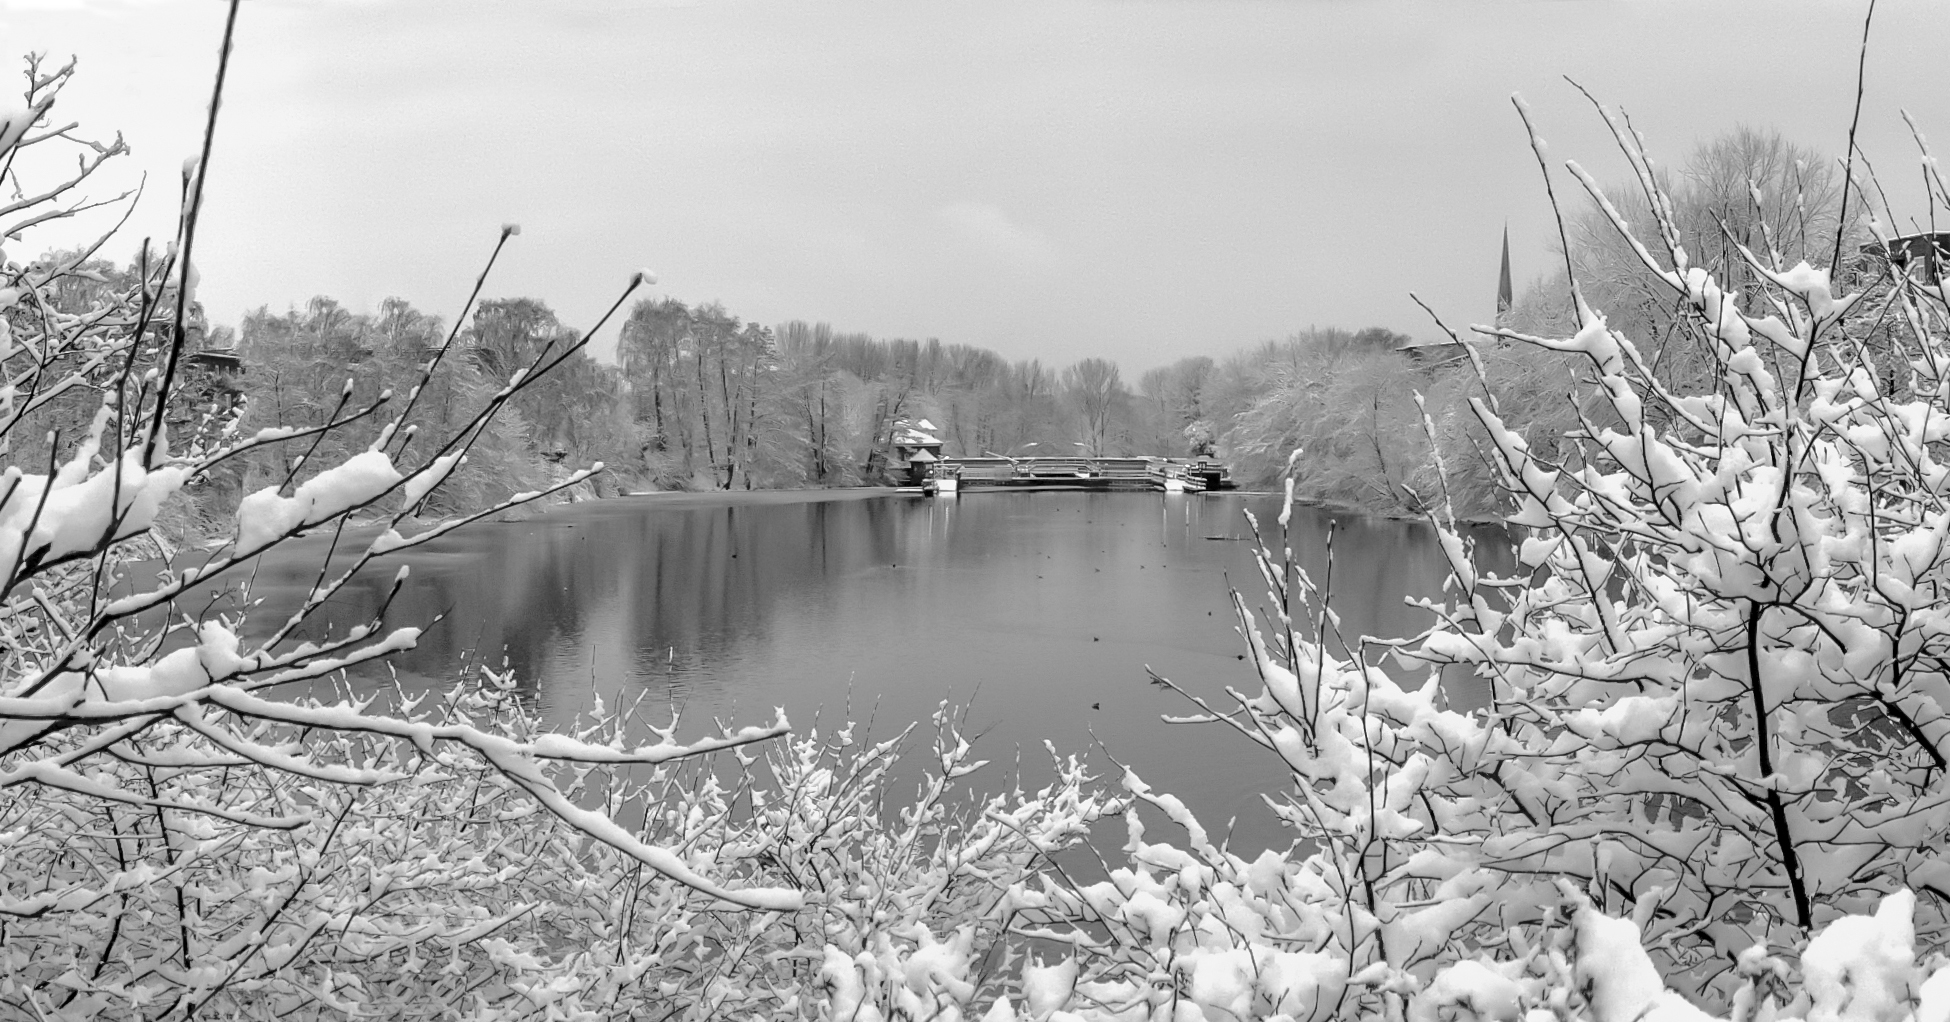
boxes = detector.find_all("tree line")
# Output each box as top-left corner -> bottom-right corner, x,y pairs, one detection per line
28,125 -> 1846,529
188,282 -> 1418,509
214,295 -> 1435,505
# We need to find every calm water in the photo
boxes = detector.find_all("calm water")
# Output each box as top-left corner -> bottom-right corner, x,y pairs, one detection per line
233,490 -> 1502,855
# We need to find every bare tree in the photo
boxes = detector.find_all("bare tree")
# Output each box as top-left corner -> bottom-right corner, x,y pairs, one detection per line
1061,356 -> 1125,456
1564,125 -> 1849,397
0,33 -> 804,1019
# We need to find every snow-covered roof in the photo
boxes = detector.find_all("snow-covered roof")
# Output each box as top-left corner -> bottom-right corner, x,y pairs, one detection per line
893,425 -> 941,447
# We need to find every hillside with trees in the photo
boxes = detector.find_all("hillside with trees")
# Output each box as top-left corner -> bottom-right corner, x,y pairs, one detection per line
28,126 -> 1847,534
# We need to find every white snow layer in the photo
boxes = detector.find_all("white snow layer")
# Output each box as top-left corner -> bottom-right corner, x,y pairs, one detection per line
235,450 -> 403,553
0,98 -> 40,156
1799,890 -> 1918,1022
1569,885 -> 1717,1022
1410,959 -> 1522,1022
0,447 -> 188,584
0,622 -> 250,754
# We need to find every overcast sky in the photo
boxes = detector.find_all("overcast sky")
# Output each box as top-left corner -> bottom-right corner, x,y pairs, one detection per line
5,0 -> 1949,370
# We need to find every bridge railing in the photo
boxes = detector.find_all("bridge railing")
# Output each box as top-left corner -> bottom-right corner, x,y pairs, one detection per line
938,456 -> 1216,490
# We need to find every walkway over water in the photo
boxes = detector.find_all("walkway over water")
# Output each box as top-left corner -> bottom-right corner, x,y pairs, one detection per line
939,456 -> 1235,493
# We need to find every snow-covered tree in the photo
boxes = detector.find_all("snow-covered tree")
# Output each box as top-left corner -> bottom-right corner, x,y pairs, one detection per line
936,94 -> 1950,1021
0,30 -> 813,1020
0,22 -> 1132,1018
1415,96 -> 1950,987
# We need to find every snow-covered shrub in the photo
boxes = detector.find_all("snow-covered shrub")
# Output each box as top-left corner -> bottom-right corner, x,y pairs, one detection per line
648,704 -> 1119,1020
949,100 -> 1950,1020
1408,99 -> 1950,993
0,25 -> 1124,1020
973,864 -> 1950,1021
969,490 -> 1522,1021
0,672 -> 741,1019
0,34 -> 821,1020
0,670 -> 1114,1020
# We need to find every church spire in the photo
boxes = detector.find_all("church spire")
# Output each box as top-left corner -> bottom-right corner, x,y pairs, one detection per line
1497,223 -> 1514,321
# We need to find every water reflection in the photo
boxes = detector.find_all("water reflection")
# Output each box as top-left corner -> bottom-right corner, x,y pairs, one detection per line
234,490 -> 1506,856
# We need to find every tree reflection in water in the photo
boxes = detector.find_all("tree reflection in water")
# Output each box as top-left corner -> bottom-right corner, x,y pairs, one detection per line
234,490 -> 1505,856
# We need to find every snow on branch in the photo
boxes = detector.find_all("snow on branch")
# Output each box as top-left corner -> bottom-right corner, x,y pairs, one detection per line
0,41 -> 830,1018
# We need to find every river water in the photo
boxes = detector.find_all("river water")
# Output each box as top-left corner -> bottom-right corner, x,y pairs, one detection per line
237,490 -> 1501,856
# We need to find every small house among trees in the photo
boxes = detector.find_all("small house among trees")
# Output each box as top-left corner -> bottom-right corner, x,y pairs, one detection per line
1395,339 -> 1470,368
172,345 -> 247,452
1860,230 -> 1950,281
891,419 -> 944,485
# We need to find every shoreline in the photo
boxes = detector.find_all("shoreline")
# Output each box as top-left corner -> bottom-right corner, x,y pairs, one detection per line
171,486 -> 903,554
167,484 -> 1508,559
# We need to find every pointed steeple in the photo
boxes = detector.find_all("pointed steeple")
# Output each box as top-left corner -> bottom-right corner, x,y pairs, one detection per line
1497,223 -> 1514,321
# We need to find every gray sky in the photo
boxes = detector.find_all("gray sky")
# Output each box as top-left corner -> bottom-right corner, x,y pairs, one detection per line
6,0 -> 1950,370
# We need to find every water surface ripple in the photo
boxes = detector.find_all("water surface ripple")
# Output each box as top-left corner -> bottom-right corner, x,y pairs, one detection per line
241,490 -> 1502,855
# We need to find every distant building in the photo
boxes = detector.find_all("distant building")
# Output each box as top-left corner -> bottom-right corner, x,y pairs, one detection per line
891,419 -> 944,486
186,348 -> 242,374
170,345 -> 247,456
1396,341 -> 1471,369
1859,232 -> 1950,282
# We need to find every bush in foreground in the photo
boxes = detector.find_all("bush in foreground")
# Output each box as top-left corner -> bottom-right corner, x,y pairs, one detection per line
0,31 -> 1117,1020
919,89 -> 1950,1022
0,32 -> 802,1020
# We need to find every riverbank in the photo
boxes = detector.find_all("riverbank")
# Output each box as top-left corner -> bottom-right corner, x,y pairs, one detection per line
157,479 -> 1507,573
160,485 -> 900,553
